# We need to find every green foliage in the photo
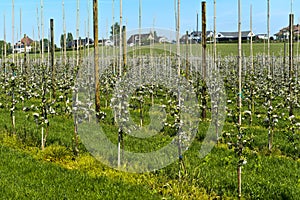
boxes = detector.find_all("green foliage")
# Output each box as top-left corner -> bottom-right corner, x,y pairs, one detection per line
110,22 -> 120,37
0,40 -> 11,58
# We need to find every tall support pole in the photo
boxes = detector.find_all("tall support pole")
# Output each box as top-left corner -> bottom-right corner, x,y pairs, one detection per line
250,4 -> 254,125
186,31 -> 189,79
175,0 -> 185,180
47,30 -> 50,67
32,26 -> 35,63
250,4 -> 253,72
202,1 -> 207,119
12,0 -> 15,63
50,19 -> 56,98
297,18 -> 299,81
119,0 -> 123,77
62,0 -> 67,65
138,0 -> 142,77
196,12 -> 198,36
267,0 -> 270,75
112,0 -> 116,74
139,0 -> 142,52
41,0 -> 44,62
289,14 -> 294,79
122,25 -> 127,70
289,13 -> 294,116
176,0 -> 180,76
117,0 -> 124,168
93,0 -> 100,118
4,14 -> 6,75
24,34 -> 27,74
87,0 -> 90,61
37,7 -> 41,61
237,0 -> 242,199
213,0 -> 217,68
76,0 -> 80,66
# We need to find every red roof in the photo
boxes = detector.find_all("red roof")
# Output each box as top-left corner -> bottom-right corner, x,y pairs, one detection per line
21,36 -> 33,46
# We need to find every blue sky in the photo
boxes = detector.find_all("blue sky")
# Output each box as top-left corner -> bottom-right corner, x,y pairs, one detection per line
0,0 -> 299,46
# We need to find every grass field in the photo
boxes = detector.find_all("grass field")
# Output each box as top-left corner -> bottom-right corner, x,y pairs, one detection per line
7,41 -> 296,60
1,42 -> 300,199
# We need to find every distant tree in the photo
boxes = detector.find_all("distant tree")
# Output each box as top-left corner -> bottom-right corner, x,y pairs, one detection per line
60,34 -> 66,48
40,38 -> 49,52
30,41 -> 40,53
7,43 -> 12,54
0,40 -> 11,57
67,32 -> 73,45
110,22 -> 120,38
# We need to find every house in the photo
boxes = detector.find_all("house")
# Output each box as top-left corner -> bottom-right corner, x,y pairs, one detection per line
256,34 -> 268,40
275,24 -> 300,41
157,36 -> 169,43
97,39 -> 114,46
104,40 -> 114,46
14,35 -> 33,53
127,31 -> 158,46
216,31 -> 254,42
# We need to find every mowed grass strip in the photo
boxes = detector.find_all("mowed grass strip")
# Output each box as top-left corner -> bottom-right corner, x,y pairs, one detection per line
0,144 -> 160,200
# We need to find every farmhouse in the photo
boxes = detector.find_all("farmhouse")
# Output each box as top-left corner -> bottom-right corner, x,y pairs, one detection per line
275,24 -> 300,40
14,36 -> 33,53
216,31 -> 254,42
127,31 -> 165,46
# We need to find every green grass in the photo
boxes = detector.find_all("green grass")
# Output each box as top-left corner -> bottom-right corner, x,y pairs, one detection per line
0,144 -> 160,200
7,42 -> 296,60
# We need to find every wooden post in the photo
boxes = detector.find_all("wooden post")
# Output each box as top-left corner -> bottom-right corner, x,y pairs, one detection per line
196,12 -> 199,36
119,0 -> 123,77
289,13 -> 294,116
250,5 -> 253,72
185,31 -> 189,79
12,0 -> 15,63
41,0 -> 44,62
122,25 -> 127,71
284,38 -> 287,79
250,4 -> 254,125
112,0 -> 116,74
24,34 -> 27,74
289,14 -> 294,79
62,0 -> 67,65
267,0 -> 270,75
202,1 -> 207,119
94,0 -> 100,119
213,0 -> 217,68
36,7 -> 41,62
238,0 -> 242,199
50,19 -> 56,98
4,14 -> 6,75
76,0 -> 80,66
176,0 -> 180,76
